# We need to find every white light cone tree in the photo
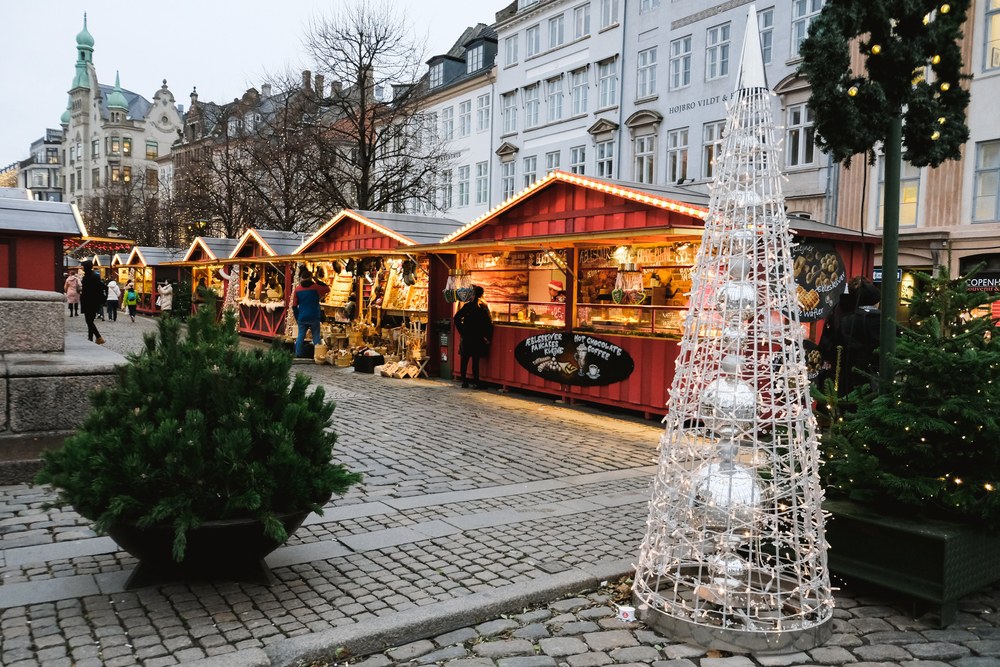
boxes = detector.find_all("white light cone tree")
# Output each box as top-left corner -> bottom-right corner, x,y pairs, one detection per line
632,6 -> 833,653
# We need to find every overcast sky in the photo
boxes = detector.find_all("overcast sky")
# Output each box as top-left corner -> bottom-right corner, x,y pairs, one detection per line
0,1 -> 498,166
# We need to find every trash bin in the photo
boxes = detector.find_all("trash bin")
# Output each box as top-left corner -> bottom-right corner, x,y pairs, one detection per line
436,319 -> 452,380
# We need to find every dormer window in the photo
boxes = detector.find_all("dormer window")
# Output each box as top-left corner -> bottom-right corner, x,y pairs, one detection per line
467,45 -> 484,74
245,112 -> 261,132
429,63 -> 444,88
227,118 -> 242,136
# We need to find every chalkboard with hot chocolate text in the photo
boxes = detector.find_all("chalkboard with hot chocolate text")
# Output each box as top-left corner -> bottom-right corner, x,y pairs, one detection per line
514,332 -> 635,386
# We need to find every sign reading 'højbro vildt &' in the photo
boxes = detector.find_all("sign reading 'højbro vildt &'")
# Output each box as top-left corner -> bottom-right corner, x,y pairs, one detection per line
514,332 -> 635,386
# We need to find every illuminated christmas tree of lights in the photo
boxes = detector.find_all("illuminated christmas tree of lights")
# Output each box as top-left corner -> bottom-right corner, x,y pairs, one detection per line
632,6 -> 833,653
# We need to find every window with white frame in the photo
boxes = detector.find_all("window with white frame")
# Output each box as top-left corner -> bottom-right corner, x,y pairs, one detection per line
667,128 -> 689,183
637,47 -> 657,98
570,145 -> 586,174
477,94 -> 491,131
596,139 -> 615,177
974,140 -> 1000,221
598,58 -> 618,108
524,84 -> 540,127
702,120 -> 726,179
440,169 -> 453,209
546,151 -> 561,173
571,68 -> 589,115
458,165 -> 471,206
987,0 -> 1000,70
502,92 -> 517,134
791,0 -> 825,57
429,63 -> 444,87
476,161 -> 489,204
526,25 -> 541,57
759,8 -> 774,65
502,161 -> 516,200
670,36 -> 692,89
459,100 -> 472,137
600,0 -> 619,28
786,103 -> 815,166
878,158 -> 921,228
639,0 -> 660,12
441,107 -> 454,141
549,15 -> 565,48
706,22 -> 731,80
467,45 -> 484,73
546,77 -> 564,122
634,135 -> 656,183
574,4 -> 590,39
91,139 -> 99,158
505,35 -> 519,66
523,155 -> 538,187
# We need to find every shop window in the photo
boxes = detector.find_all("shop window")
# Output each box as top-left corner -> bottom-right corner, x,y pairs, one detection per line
974,140 -> 1000,222
670,36 -> 692,90
877,158 -> 921,228
667,128 -> 689,183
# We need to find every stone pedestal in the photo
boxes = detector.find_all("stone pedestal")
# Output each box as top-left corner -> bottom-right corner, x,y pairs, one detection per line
0,288 -> 126,483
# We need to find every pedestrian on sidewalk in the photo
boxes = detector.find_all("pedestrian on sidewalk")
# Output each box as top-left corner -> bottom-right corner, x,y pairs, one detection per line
291,268 -> 330,358
64,270 -> 81,317
79,260 -> 106,345
454,285 -> 493,389
105,278 -> 122,321
123,282 -> 138,323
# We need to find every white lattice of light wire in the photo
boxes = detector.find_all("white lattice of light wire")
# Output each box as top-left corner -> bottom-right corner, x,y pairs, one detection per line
632,61 -> 833,648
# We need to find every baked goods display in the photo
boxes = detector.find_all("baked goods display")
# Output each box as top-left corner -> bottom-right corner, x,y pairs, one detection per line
791,244 -> 846,322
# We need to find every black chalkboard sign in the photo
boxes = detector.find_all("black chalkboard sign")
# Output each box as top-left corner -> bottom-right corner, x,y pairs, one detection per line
514,332 -> 635,386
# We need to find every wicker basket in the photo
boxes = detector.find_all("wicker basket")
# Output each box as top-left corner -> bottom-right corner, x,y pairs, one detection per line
333,356 -> 353,367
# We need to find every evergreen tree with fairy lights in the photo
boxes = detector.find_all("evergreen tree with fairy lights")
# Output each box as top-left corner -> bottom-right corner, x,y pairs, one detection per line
820,268 -> 1000,530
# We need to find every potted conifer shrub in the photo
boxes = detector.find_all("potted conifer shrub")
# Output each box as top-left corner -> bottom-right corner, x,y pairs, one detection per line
36,306 -> 361,588
815,267 -> 1000,625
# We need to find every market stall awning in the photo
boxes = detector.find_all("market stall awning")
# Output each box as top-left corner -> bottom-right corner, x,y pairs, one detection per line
294,209 -> 466,254
229,229 -> 306,260
124,246 -> 185,267
0,198 -> 87,237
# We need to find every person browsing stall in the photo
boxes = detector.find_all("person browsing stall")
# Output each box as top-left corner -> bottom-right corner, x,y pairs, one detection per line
291,268 -> 330,358
454,285 -> 493,389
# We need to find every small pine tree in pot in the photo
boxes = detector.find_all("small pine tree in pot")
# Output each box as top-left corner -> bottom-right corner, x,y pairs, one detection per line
36,306 -> 361,586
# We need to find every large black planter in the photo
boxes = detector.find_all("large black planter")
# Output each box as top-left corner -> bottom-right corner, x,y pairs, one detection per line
108,509 -> 312,589
825,500 -> 1000,626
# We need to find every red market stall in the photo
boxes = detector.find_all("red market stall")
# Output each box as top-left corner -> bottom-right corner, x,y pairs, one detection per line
228,229 -> 303,340
428,171 -> 875,418
120,246 -> 184,314
0,195 -> 88,291
164,236 -> 240,315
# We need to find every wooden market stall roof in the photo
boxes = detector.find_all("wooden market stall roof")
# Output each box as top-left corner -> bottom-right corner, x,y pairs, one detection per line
124,246 -> 185,266
229,229 -> 305,260
0,196 -> 87,238
293,210 -> 466,256
180,236 -> 239,262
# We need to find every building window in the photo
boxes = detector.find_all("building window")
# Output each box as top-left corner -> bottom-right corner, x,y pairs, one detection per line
145,140 -> 158,160
89,168 -> 98,189
600,0 -> 619,28
759,8 -> 774,65
440,169 -> 453,209
706,22 -> 731,80
92,139 -> 100,159
146,169 -> 158,189
596,139 -> 615,177
110,137 -> 121,155
47,148 -> 59,163
111,167 -> 120,183
505,35 -> 519,66
501,161 -> 516,200
122,166 -> 132,182
670,36 -> 692,89
598,58 -> 618,108
702,120 -> 726,179
459,101 -> 472,137
786,103 -> 815,166
441,107 -> 454,141
878,159 -> 921,228
123,137 -> 132,157
571,68 -> 589,115
987,0 -> 1000,70
974,140 -> 1000,221
546,77 -> 564,122
476,161 -> 489,204
429,63 -> 444,87
637,47 -> 657,98
545,151 -> 561,173
525,84 -> 540,128
502,92 -> 518,134
69,146 -> 75,164
570,145 -> 586,174
574,4 -> 590,39
458,165 -> 471,206
634,135 -> 655,183
526,25 -> 541,57
667,128 -> 689,183
477,94 -> 491,132
70,172 -> 76,192
467,45 -> 484,73
549,15 -> 565,48
792,0 -> 825,57
523,156 -> 538,187
639,0 -> 660,12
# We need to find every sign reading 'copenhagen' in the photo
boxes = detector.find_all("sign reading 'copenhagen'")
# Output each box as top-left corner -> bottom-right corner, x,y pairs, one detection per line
514,332 -> 635,387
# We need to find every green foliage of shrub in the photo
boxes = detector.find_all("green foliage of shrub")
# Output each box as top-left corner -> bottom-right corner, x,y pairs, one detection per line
37,306 -> 361,560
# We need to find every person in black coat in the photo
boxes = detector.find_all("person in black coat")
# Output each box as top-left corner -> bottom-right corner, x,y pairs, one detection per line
819,276 -> 881,395
79,260 -> 107,345
454,285 -> 493,389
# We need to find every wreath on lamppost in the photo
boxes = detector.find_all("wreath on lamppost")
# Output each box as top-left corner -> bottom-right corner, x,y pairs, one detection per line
798,0 -> 971,168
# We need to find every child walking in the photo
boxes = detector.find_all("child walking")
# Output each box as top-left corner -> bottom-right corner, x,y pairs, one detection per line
123,283 -> 138,322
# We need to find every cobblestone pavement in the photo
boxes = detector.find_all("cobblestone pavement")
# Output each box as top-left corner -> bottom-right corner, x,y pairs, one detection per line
1,313 -> 999,666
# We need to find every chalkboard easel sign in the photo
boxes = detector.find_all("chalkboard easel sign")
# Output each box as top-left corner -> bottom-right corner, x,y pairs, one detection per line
514,332 -> 635,386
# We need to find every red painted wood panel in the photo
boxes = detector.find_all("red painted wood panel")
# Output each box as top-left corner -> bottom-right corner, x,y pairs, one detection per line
305,219 -> 404,254
238,304 -> 287,339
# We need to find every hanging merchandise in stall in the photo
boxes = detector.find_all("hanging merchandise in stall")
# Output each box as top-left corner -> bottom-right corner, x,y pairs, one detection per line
121,246 -> 185,314
228,229 -> 303,339
163,236 -> 240,315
